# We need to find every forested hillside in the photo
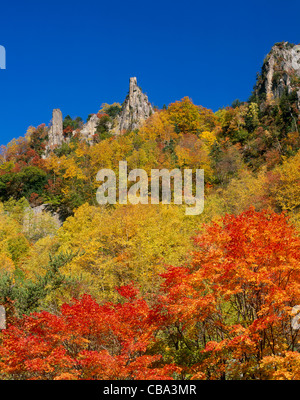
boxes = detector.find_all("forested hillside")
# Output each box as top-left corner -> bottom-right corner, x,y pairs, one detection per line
0,42 -> 300,380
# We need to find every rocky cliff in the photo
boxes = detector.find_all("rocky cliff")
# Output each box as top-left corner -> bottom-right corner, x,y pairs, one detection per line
116,77 -> 154,133
255,41 -> 300,109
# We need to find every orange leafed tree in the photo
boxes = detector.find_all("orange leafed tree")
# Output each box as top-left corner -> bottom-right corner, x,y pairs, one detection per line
157,208 -> 300,379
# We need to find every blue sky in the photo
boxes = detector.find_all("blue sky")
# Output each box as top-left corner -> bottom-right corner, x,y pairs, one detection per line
0,0 -> 299,145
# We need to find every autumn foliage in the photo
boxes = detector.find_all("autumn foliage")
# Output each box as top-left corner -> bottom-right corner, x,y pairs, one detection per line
0,95 -> 300,380
1,208 -> 299,380
157,208 -> 300,379
0,286 -> 179,380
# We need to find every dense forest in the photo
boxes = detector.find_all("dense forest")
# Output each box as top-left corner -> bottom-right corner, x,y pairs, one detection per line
0,46 -> 300,379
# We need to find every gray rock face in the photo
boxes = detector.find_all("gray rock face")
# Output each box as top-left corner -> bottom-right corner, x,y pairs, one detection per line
78,113 -> 101,142
117,77 -> 154,133
23,204 -> 62,240
48,109 -> 64,148
0,305 -> 6,330
255,42 -> 300,109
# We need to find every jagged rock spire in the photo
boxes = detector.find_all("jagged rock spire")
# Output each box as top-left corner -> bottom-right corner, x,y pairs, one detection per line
118,77 -> 154,133
77,77 -> 154,139
48,109 -> 64,148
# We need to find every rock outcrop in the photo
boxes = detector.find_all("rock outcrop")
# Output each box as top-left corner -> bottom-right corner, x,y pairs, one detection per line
78,113 -> 100,142
255,42 -> 300,109
76,77 -> 154,139
117,77 -> 154,133
44,77 -> 154,153
47,108 -> 64,148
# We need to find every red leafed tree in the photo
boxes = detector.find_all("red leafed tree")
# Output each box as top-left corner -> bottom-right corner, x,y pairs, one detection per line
156,208 -> 300,379
1,208 -> 299,380
0,286 -> 179,380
